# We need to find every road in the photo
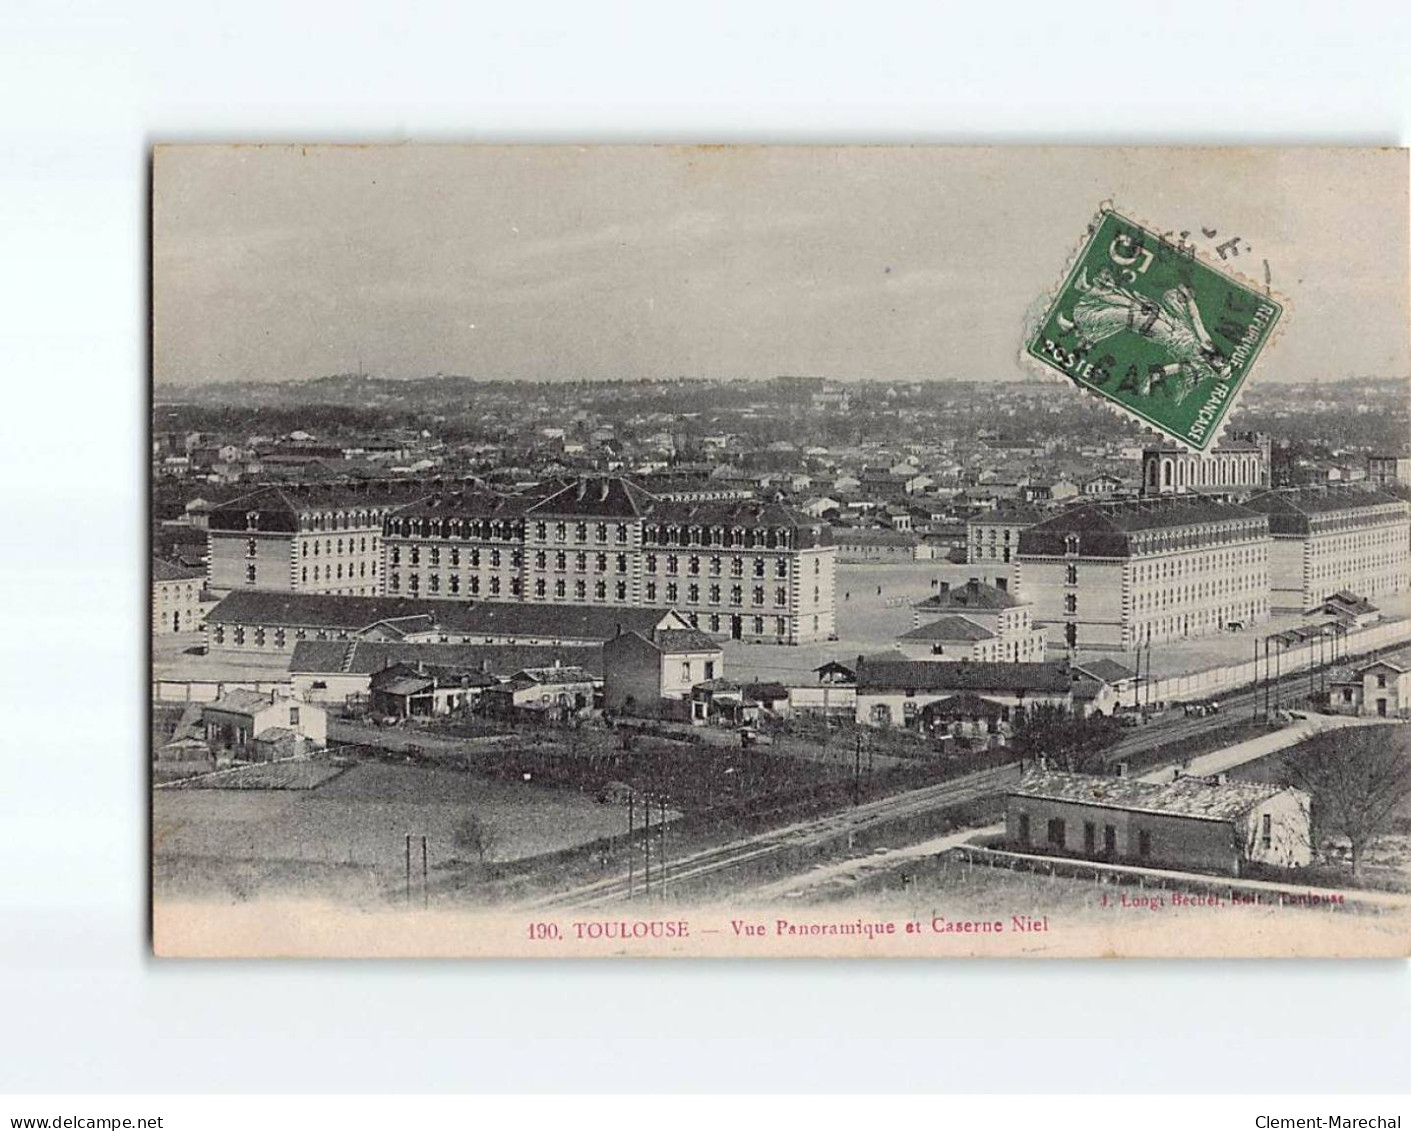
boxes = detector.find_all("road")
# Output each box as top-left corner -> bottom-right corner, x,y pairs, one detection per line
523,763 -> 1020,911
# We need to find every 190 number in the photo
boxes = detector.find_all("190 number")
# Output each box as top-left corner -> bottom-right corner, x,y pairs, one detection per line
526,922 -> 562,941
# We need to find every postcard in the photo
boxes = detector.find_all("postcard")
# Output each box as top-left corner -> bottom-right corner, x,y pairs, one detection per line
151,145 -> 1411,957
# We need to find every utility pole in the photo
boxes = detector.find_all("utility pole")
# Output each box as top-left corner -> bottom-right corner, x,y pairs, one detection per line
404,833 -> 412,905
659,795 -> 668,901
643,792 -> 652,897
627,793 -> 635,900
853,733 -> 861,807
1251,634 -> 1259,722
421,835 -> 428,908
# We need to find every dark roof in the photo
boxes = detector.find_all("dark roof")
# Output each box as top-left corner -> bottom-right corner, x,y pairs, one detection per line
290,639 -> 603,678
897,616 -> 995,643
1018,499 -> 1266,559
206,591 -> 485,633
856,660 -> 1076,694
153,558 -> 204,582
394,490 -> 535,521
207,482 -> 431,531
647,497 -> 832,546
527,477 -> 657,519
1009,770 -> 1292,823
920,692 -> 1005,718
914,578 -> 1020,612
652,628 -> 723,654
1072,658 -> 1136,684
1242,487 -> 1409,535
208,590 -> 680,642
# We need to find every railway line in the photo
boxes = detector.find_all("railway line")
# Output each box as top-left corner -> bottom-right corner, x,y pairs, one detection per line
525,763 -> 1019,910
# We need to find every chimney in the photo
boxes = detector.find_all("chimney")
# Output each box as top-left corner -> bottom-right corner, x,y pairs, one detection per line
968,577 -> 979,587
996,578 -> 1008,592
1216,773 -> 1229,785
939,581 -> 950,594
1117,761 -> 1129,778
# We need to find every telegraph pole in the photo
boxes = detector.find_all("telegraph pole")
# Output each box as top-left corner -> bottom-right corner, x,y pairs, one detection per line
404,833 -> 412,904
645,792 -> 655,896
659,795 -> 668,901
421,835 -> 428,908
853,733 -> 862,807
627,793 -> 635,900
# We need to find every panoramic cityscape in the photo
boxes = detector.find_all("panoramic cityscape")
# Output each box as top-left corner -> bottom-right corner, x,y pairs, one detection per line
149,145 -> 1411,958
152,367 -> 1411,944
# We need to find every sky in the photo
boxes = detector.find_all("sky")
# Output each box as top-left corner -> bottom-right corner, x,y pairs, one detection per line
153,145 -> 1410,386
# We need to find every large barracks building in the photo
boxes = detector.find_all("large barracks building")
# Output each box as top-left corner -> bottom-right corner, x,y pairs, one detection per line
1016,498 -> 1273,650
381,477 -> 836,644
207,476 -> 836,646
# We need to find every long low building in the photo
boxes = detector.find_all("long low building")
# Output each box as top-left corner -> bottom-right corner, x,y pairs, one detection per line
204,589 -> 691,654
289,639 -> 604,705
1005,770 -> 1311,876
853,658 -> 1117,728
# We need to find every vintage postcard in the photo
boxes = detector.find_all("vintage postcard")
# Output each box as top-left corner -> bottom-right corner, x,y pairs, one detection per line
151,145 -> 1411,958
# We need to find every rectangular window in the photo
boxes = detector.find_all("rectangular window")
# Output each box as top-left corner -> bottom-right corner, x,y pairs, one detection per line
1046,818 -> 1065,848
680,662 -> 691,682
1138,830 -> 1152,858
289,707 -> 300,726
1018,813 -> 1030,846
1261,812 -> 1273,849
1104,825 -> 1116,855
1083,821 -> 1096,854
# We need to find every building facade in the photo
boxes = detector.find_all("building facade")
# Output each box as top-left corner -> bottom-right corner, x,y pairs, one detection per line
906,578 -> 1045,662
1241,487 -> 1411,612
1367,454 -> 1411,489
1140,432 -> 1270,497
1006,770 -> 1312,876
381,477 -> 836,644
1016,499 -> 1272,651
206,483 -> 427,598
152,558 -> 206,635
967,508 -> 1043,565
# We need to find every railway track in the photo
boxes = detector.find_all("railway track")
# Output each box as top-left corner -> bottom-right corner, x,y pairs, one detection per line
525,763 -> 1019,910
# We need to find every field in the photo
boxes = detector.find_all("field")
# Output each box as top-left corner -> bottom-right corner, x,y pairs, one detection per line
153,761 -> 637,902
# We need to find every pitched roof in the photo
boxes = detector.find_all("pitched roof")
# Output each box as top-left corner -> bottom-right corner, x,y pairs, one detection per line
1242,487 -> 1409,535
914,578 -> 1020,611
920,692 -> 1006,718
290,639 -> 602,677
527,476 -> 657,518
204,689 -> 275,716
207,590 -> 678,642
153,558 -> 204,582
1018,499 -> 1266,559
856,659 -> 1076,694
897,616 -> 996,643
1009,770 -> 1294,823
1072,658 -> 1136,684
652,628 -> 723,654
513,665 -> 598,685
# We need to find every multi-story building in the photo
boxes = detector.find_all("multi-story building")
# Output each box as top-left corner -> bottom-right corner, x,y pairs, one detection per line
1140,431 -> 1270,497
1367,453 -> 1411,489
152,558 -> 206,635
967,507 -> 1044,565
384,490 -> 531,602
1016,499 -> 1272,651
904,577 -> 1046,662
206,483 -> 427,598
380,477 -> 836,644
1241,487 -> 1411,612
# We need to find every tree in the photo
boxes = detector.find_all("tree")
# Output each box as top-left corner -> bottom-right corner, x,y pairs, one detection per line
1010,704 -> 1121,773
452,813 -> 498,866
1282,726 -> 1411,879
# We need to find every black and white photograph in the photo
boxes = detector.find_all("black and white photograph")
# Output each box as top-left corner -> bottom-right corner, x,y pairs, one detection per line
150,145 -> 1411,958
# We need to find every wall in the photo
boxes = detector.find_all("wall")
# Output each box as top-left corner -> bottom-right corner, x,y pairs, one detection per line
1006,795 -> 1241,875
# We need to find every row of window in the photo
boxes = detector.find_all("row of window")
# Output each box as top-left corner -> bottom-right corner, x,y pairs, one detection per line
301,562 -> 374,583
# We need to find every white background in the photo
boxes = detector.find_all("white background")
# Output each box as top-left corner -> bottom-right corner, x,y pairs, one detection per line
2,0 -> 1410,1095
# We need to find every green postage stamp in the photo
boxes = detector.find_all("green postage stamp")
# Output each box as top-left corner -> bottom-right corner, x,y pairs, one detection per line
1026,208 -> 1283,452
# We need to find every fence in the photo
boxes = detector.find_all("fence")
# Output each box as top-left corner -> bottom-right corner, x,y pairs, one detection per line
152,678 -> 292,703
1140,616 -> 1411,707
